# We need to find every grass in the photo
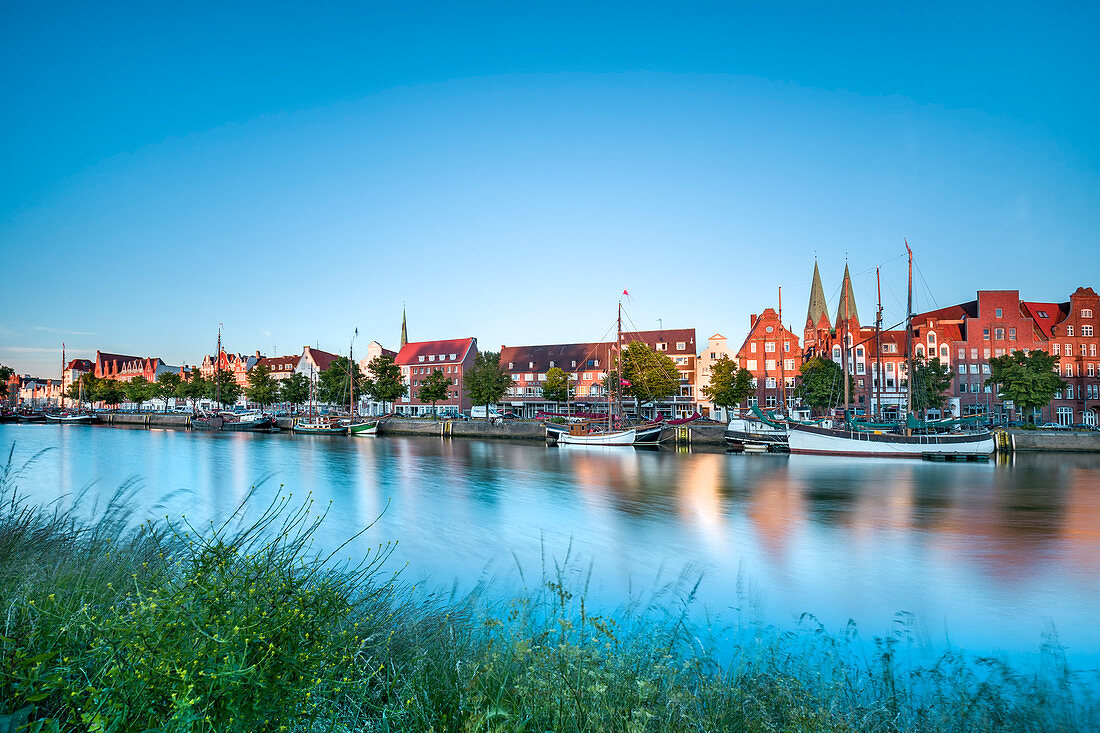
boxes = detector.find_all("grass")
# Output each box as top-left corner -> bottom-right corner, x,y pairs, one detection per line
0,444 -> 1097,732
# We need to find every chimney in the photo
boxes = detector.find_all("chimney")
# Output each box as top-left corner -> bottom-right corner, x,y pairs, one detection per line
255,350 -> 261,358
750,314 -> 758,327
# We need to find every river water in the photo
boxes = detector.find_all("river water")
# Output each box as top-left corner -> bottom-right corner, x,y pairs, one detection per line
3,424 -> 1099,667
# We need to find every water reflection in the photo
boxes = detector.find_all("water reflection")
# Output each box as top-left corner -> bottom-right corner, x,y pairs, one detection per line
2,425 -> 1099,663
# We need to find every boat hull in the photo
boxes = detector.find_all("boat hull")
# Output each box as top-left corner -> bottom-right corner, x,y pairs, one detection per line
788,424 -> 994,458
554,423 -> 666,446
348,421 -> 378,436
44,414 -> 95,424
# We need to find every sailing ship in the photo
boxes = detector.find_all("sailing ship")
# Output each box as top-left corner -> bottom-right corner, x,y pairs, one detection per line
294,335 -> 378,436
787,243 -> 993,458
345,335 -> 378,437
547,295 -> 668,447
46,347 -> 94,423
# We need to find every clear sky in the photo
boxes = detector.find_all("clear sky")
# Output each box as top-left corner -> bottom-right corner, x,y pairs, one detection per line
2,2 -> 1097,375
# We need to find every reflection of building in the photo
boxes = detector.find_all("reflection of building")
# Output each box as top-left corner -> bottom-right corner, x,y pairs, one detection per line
696,334 -> 736,419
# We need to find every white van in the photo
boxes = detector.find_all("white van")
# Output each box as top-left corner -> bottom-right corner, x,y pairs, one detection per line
470,406 -> 503,420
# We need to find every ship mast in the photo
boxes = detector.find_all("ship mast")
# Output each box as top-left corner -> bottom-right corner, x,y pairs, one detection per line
904,240 -> 914,433
61,342 -> 65,410
841,278 -> 850,421
778,287 -> 786,414
876,268 -> 883,420
215,324 -> 222,409
616,298 -> 623,427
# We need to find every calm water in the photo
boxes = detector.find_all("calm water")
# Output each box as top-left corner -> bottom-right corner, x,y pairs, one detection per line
3,424 -> 1099,667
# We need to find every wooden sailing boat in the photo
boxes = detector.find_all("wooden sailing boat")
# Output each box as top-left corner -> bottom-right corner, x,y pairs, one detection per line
346,333 -> 378,437
550,295 -> 666,446
293,361 -> 347,435
788,243 -> 993,458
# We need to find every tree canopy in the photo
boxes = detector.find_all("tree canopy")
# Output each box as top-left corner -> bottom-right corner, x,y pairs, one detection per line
464,351 -> 514,419
96,379 -> 125,408
178,373 -> 207,413
153,373 -> 182,412
0,364 -> 12,402
795,356 -> 854,413
245,365 -> 279,409
279,373 -> 311,408
911,358 -> 954,416
986,349 -> 1065,422
317,357 -> 360,408
417,369 -> 453,414
361,355 -> 406,413
124,377 -> 153,410
540,367 -> 572,408
209,369 -> 242,408
701,356 -> 754,410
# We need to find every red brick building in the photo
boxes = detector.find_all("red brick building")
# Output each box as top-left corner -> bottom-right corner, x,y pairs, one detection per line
736,308 -> 802,410
1041,287 -> 1099,426
500,342 -> 614,417
394,337 -> 478,415
94,351 -> 182,383
256,355 -> 301,381
199,350 -> 263,387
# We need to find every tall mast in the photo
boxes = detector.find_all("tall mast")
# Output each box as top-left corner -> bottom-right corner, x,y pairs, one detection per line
876,268 -> 883,420
616,299 -> 623,425
215,324 -> 222,408
349,337 -> 355,417
904,240 -> 914,428
778,287 -> 786,414
841,276 -> 851,420
61,342 -> 65,409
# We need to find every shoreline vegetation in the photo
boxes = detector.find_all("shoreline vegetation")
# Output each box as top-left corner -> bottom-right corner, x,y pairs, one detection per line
1,449 -> 1096,732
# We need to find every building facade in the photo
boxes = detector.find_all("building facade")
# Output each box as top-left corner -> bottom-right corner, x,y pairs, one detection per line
736,309 -> 802,411
499,342 -> 613,417
94,351 -> 182,383
394,337 -> 478,415
695,333 -> 736,419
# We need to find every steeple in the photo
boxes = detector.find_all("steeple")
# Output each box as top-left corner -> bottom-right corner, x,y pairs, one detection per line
806,261 -> 829,329
834,263 -> 860,327
400,305 -> 408,349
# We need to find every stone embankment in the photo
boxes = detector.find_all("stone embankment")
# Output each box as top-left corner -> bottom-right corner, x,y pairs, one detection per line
96,412 -> 192,428
1005,429 -> 1100,452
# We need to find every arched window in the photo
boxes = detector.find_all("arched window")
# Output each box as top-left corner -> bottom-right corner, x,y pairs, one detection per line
915,345 -> 925,358
928,332 -> 936,345
832,347 -> 841,360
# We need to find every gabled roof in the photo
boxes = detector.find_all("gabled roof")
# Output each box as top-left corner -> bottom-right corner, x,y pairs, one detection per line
911,301 -> 977,325
258,355 -> 301,370
1020,301 -> 1066,338
394,338 -> 476,366
302,346 -> 338,372
500,342 -> 612,372
621,329 -> 695,353
66,359 -> 93,371
806,261 -> 830,328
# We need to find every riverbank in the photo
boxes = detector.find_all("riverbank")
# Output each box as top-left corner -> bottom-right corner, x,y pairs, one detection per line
0,453 -> 1096,731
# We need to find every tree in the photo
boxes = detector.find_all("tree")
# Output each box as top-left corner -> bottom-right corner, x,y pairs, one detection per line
178,372 -> 208,414
986,349 -> 1066,424
244,364 -> 279,410
96,379 -> 126,409
317,356 -> 360,408
464,351 -> 514,420
153,373 -> 182,412
418,369 -> 453,416
540,367 -> 572,410
605,342 -> 680,413
279,373 -> 311,410
701,356 -> 754,413
795,356 -> 855,414
361,355 -> 406,413
124,376 -> 152,411
0,364 -> 12,404
911,357 -> 954,418
209,369 -> 242,409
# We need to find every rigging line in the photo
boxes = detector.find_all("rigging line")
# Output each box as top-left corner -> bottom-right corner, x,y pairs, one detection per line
913,261 -> 939,313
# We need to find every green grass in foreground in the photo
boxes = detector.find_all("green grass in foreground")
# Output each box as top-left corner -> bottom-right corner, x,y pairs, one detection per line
0,446 -> 1097,732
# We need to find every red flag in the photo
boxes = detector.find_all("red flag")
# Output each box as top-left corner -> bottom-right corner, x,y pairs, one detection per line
620,379 -> 632,387
622,289 -> 629,296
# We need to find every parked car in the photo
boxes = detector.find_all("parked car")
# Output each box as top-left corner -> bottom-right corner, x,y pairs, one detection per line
1038,422 -> 1071,430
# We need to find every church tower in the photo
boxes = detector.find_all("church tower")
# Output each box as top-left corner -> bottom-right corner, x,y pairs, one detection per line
804,261 -> 832,357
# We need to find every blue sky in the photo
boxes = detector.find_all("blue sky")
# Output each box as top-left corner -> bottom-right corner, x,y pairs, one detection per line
2,2 -> 1097,375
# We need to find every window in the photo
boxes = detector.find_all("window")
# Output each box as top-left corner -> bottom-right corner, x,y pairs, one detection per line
886,362 -> 894,373
856,347 -> 864,357
765,359 -> 776,371
746,360 -> 757,371
995,328 -> 1004,340
995,308 -> 1003,318
1082,345 -> 1089,357
970,364 -> 979,374
549,361 -> 555,368
508,362 -> 514,369
1065,364 -> 1073,377
928,332 -> 936,345
1084,325 -> 1094,337
428,355 -> 435,361
1054,344 -> 1061,356
450,354 -> 457,360
958,348 -> 966,359
982,364 -> 990,374
983,329 -> 990,340
1092,345 -> 1097,357
915,346 -> 925,358
765,342 -> 776,352
1068,326 -> 1075,337
675,342 -> 686,350
784,341 -> 791,352
995,349 -> 1004,357
1037,310 -> 1049,318
1083,309 -> 1094,318
765,377 -> 776,389
710,352 -> 716,359
1066,343 -> 1072,355
571,360 -> 576,367
856,362 -> 865,374
958,364 -> 966,374
418,356 -> 424,362
971,348 -> 978,359
656,342 -> 667,351
1088,364 -> 1095,377
750,343 -> 757,353
984,349 -> 991,359
1009,328 -> 1016,340
832,347 -> 841,360
941,346 -> 948,358
785,359 -> 796,371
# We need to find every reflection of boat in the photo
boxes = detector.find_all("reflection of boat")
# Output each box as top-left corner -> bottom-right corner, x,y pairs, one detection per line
218,410 -> 272,431
44,412 -> 94,424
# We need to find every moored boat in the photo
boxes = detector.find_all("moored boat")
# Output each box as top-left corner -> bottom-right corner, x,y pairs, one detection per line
292,415 -> 349,435
218,410 -> 272,431
44,412 -> 95,424
788,422 -> 994,458
348,419 -> 378,436
552,421 -> 666,446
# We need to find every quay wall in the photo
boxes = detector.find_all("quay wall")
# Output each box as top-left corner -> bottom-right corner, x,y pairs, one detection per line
379,418 -> 546,440
1007,429 -> 1100,453
95,413 -> 192,429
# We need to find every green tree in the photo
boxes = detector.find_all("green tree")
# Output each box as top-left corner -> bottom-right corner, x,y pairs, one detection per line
464,351 -> 514,420
244,365 -> 279,410
418,369 -> 453,416
911,357 -> 954,418
361,355 -> 406,413
795,356 -> 855,414
178,372 -> 208,413
209,369 -> 242,409
96,379 -> 126,409
279,373 -> 311,411
986,349 -> 1066,424
153,373 -> 182,412
317,357 -> 361,409
701,356 -> 754,412
605,342 -> 680,413
540,367 -> 572,410
124,376 -> 153,411
0,364 -> 13,404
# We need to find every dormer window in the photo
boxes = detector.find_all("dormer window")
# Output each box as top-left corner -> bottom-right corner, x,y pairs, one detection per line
418,356 -> 424,362
571,360 -> 576,367
508,362 -> 514,369
656,343 -> 667,351
549,361 -> 555,367
428,355 -> 435,361
529,362 -> 534,369
1037,310 -> 1049,318
675,342 -> 686,350
450,354 -> 457,360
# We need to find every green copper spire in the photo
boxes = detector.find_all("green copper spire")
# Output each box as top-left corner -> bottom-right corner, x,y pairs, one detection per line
806,260 -> 830,328
834,263 -> 859,326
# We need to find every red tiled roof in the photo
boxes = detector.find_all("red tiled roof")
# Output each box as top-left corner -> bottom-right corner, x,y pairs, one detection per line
621,329 -> 696,354
500,342 -> 612,372
395,338 -> 476,366
258,355 -> 300,370
302,347 -> 338,372
911,301 -> 976,325
66,359 -> 94,371
1020,301 -> 1066,338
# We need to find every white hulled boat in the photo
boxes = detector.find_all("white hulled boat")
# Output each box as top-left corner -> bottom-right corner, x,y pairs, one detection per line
787,422 -> 993,457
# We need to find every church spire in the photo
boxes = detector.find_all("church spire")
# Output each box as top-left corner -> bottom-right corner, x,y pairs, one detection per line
834,263 -> 860,326
400,305 -> 408,349
806,260 -> 829,328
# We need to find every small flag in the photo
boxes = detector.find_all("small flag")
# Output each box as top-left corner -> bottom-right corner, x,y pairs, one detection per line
620,379 -> 632,387
622,289 -> 629,296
